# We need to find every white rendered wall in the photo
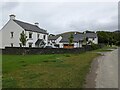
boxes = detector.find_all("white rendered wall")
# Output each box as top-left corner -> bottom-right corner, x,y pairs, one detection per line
1,19 -> 25,48
1,19 -> 48,48
26,31 -> 48,47
55,36 -> 62,44
0,31 -> 2,48
88,37 -> 98,44
59,43 -> 63,48
59,42 -> 82,48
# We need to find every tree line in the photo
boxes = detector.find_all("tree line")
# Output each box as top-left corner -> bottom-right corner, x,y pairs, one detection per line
96,31 -> 120,46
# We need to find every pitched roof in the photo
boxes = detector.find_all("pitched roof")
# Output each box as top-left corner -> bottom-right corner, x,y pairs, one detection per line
48,35 -> 60,40
74,34 -> 85,41
35,39 -> 45,45
85,33 -> 97,38
48,31 -> 97,43
13,20 -> 48,34
59,32 -> 84,43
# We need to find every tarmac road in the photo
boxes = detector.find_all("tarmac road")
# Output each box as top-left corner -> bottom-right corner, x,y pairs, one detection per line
95,48 -> 118,88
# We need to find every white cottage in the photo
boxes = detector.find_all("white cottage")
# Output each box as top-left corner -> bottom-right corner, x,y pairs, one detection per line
48,32 -> 84,48
0,14 -> 48,49
48,31 -> 98,48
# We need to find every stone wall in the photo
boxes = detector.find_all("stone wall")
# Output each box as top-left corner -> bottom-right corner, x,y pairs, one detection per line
1,45 -> 101,55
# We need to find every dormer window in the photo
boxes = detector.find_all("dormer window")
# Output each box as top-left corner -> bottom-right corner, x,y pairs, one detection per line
11,32 -> 14,38
29,32 -> 32,39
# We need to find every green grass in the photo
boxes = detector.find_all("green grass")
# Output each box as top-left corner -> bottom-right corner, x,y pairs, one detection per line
93,46 -> 117,52
2,52 -> 100,88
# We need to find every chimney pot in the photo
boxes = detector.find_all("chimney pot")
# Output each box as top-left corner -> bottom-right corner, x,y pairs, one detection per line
9,14 -> 15,20
74,32 -> 77,34
35,22 -> 39,26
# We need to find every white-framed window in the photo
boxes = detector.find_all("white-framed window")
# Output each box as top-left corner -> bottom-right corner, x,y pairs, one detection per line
10,32 -> 14,38
29,32 -> 32,39
37,34 -> 39,39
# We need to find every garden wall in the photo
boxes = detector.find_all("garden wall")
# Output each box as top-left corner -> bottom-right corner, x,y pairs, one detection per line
2,45 -> 101,55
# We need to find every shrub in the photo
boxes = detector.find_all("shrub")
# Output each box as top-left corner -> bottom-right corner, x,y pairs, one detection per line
91,43 -> 100,50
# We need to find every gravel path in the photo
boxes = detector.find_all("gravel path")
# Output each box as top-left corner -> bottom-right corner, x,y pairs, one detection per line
95,49 -> 118,88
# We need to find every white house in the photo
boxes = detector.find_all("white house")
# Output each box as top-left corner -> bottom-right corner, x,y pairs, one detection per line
48,31 -> 98,48
48,35 -> 62,48
85,32 -> 98,45
0,14 -> 48,49
48,32 -> 84,48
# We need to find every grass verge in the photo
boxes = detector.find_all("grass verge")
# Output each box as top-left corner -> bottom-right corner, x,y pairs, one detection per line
2,52 -> 100,88
93,46 -> 117,52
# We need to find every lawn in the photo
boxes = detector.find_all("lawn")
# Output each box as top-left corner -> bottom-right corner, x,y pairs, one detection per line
2,52 -> 100,88
93,46 -> 117,52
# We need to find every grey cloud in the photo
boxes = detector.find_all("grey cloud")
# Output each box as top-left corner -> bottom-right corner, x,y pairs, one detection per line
0,2 -> 118,34
2,2 -> 20,11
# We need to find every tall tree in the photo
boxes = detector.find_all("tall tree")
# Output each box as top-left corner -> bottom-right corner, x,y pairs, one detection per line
68,34 -> 74,45
19,31 -> 27,47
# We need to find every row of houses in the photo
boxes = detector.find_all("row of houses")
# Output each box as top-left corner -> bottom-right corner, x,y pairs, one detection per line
0,14 -> 98,49
48,32 -> 98,48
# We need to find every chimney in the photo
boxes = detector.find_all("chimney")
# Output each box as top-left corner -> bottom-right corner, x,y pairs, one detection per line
74,32 -> 77,34
35,22 -> 39,26
9,14 -> 15,20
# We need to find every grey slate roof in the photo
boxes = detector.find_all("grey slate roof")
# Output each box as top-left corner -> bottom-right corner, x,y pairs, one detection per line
13,20 -> 48,34
35,39 -> 45,45
48,35 -> 60,40
74,34 -> 85,42
59,33 -> 84,43
85,33 -> 97,38
48,31 -> 97,43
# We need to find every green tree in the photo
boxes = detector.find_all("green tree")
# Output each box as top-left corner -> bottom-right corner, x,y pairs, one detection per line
20,31 -> 27,47
68,34 -> 74,45
83,37 -> 87,45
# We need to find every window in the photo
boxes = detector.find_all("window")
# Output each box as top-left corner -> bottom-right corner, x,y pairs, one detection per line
29,33 -> 32,38
37,34 -> 39,39
11,43 -> 13,47
29,43 -> 32,47
43,35 -> 46,40
86,37 -> 88,41
11,32 -> 14,38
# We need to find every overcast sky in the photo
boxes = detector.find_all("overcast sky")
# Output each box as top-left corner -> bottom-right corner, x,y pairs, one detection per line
0,0 -> 118,34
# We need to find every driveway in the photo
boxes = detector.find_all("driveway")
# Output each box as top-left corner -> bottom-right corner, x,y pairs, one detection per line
95,48 -> 118,88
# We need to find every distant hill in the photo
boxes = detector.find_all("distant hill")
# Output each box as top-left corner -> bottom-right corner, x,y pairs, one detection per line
57,31 -> 82,36
114,30 -> 120,33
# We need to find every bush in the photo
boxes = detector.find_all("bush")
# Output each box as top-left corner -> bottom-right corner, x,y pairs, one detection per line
91,44 -> 101,50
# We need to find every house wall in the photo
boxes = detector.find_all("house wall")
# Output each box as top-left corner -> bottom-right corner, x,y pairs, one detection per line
1,19 -> 25,49
59,43 -> 64,48
93,37 -> 98,44
59,42 -> 82,48
48,36 -> 62,48
55,36 -> 62,44
26,31 -> 48,47
1,19 -> 48,48
74,42 -> 82,48
88,37 -> 98,44
0,31 -> 2,48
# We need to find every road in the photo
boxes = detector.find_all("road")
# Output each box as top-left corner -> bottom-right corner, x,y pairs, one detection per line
95,48 -> 119,88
